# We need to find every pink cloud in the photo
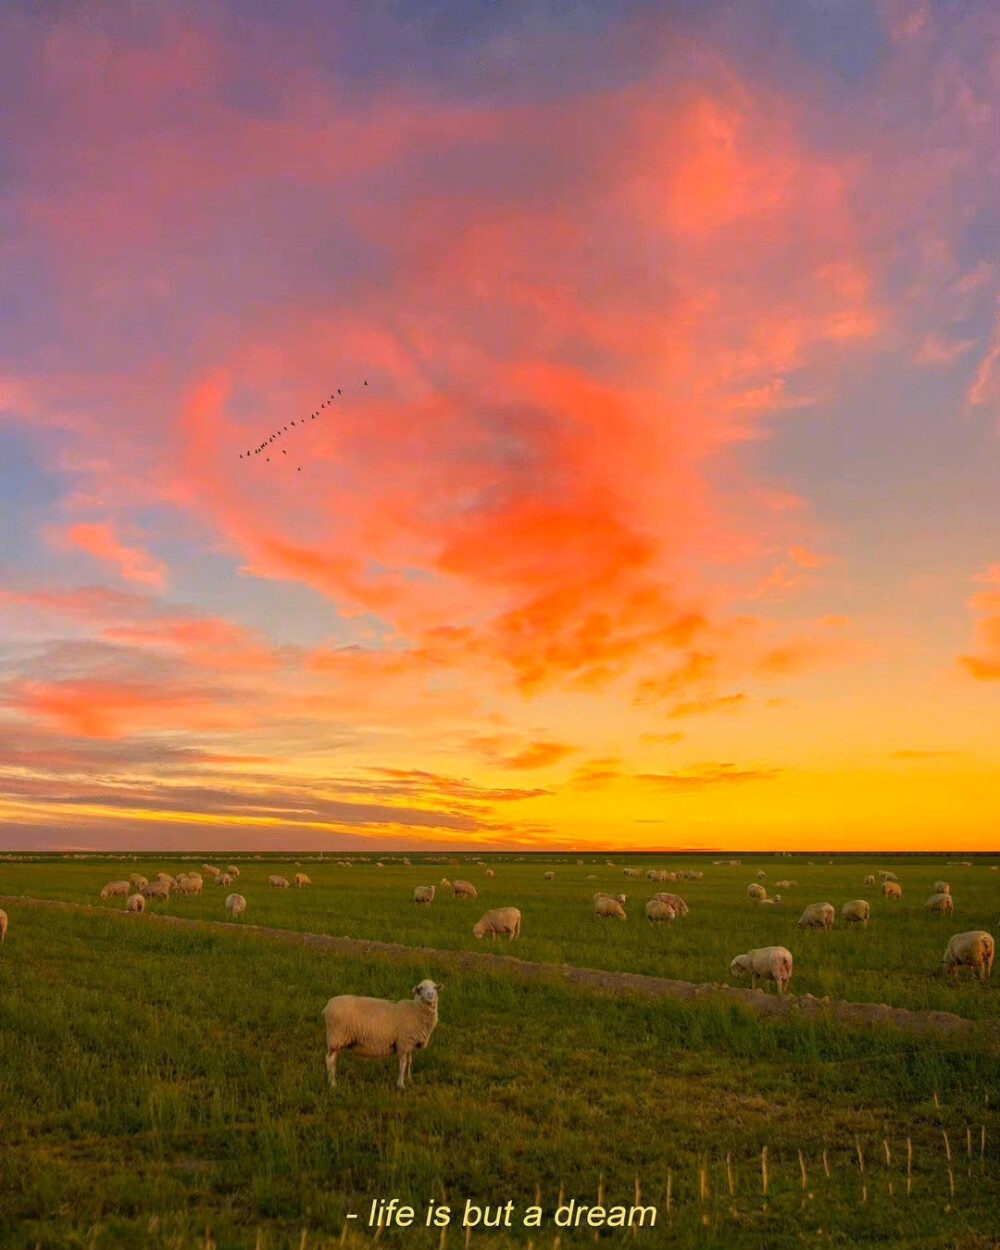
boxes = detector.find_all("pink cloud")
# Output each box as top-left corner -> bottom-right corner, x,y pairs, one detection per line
53,523 -> 166,587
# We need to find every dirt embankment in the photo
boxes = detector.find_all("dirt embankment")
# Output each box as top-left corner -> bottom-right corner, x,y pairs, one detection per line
1,893 -> 993,1041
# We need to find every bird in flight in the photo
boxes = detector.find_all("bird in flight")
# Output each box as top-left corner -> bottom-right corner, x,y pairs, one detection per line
237,380 -> 369,469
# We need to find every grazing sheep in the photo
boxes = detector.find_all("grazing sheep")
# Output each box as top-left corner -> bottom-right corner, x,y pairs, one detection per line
413,886 -> 435,905
758,895 -> 783,907
593,892 -> 628,905
646,899 -> 676,923
322,979 -> 441,1090
543,871 -> 555,881
485,868 -> 495,878
863,874 -> 876,886
452,880 -> 478,899
472,907 -> 522,940
878,870 -> 899,882
730,946 -> 794,994
775,879 -> 797,889
882,881 -> 903,899
934,880 -> 950,895
295,873 -> 312,887
595,896 -> 627,920
798,902 -> 835,929
203,864 -> 221,877
747,883 -> 767,902
0,909 -> 8,943
926,892 -> 954,915
100,881 -> 131,899
623,868 -> 642,879
175,876 -> 202,895
141,880 -> 170,900
376,862 -> 385,869
651,892 -> 689,917
678,870 -> 703,881
226,865 -> 241,877
225,893 -> 246,917
126,893 -> 145,914
154,872 -> 176,887
942,931 -> 995,981
757,870 -> 767,881
441,877 -> 451,887
129,873 -> 148,888
216,872 -> 233,887
841,899 -> 870,927
269,875 -> 290,889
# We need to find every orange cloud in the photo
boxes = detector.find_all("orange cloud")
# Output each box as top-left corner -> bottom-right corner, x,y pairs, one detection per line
959,564 -> 1000,681
499,741 -> 577,771
667,692 -> 747,719
53,523 -> 166,586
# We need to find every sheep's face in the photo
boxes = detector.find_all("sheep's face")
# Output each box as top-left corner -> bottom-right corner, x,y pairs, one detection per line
472,923 -> 485,939
730,956 -> 750,978
412,980 -> 441,1005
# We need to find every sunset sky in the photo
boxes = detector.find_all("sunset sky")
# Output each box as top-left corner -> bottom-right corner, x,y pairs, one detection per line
1,0 -> 998,852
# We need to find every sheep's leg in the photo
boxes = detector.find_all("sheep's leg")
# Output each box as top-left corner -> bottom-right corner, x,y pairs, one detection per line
397,1052 -> 410,1090
326,1048 -> 339,1087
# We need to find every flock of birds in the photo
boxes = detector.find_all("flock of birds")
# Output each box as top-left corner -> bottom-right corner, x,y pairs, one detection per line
238,380 -> 367,472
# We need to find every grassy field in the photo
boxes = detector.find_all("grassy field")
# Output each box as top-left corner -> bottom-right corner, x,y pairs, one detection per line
1,853 -> 999,1249
2,852 -> 998,1018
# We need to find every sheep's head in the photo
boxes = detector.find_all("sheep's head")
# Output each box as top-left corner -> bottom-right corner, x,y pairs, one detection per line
412,980 -> 441,1005
472,921 -> 486,939
730,954 -> 751,978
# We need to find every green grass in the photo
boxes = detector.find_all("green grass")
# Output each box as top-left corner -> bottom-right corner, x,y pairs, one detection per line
3,852 -> 998,1018
1,854 -> 999,1248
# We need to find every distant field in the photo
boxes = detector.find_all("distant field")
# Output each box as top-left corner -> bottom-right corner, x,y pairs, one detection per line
1,853 -> 999,1249
2,852 -> 998,1018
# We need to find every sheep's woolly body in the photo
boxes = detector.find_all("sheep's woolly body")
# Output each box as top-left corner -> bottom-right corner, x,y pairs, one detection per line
269,875 -> 290,889
645,899 -> 675,923
0,909 -> 7,943
323,980 -> 441,1089
175,877 -> 202,895
452,880 -> 478,899
943,931 -> 995,981
100,881 -> 130,899
593,892 -> 627,905
747,883 -> 766,901
730,946 -> 794,994
863,874 -> 876,886
841,899 -> 870,926
126,893 -> 145,913
651,892 -> 689,916
882,881 -> 903,899
933,881 -> 950,895
225,893 -> 247,916
216,873 -> 233,887
227,866 -> 241,877
595,897 -> 627,920
926,892 -> 954,914
413,886 -> 435,905
472,907 -> 522,940
798,902 -> 835,929
295,873 -> 312,887
129,874 -> 148,888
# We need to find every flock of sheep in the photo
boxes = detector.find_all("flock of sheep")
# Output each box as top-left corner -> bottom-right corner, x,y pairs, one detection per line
77,856 -> 1000,1090
98,863 -> 316,922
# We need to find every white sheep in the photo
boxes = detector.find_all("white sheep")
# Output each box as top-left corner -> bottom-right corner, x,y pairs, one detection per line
141,880 -> 170,900
543,871 -> 555,881
775,879 -> 796,889
203,864 -> 222,878
452,880 -> 478,899
175,876 -> 203,895
878,870 -> 898,882
100,881 -> 131,899
730,946 -> 794,994
593,892 -> 627,905
798,902 -> 835,929
882,881 -> 903,899
295,873 -> 312,887
841,899 -> 870,927
225,893 -> 247,917
942,931 -> 995,981
757,870 -> 767,881
484,868 -> 495,878
413,886 -> 435,905
758,895 -> 783,907
269,875 -> 290,889
227,865 -> 241,877
679,870 -> 704,881
129,873 -> 148,888
863,874 -> 876,886
154,872 -> 176,887
645,899 -> 675,923
651,892 -> 689,916
126,893 -> 145,914
472,907 -> 522,940
595,897 -> 627,920
623,868 -> 642,879
322,979 -> 441,1089
925,892 -> 954,915
216,872 -> 233,887
747,883 -> 767,902
934,880 -> 950,895
0,909 -> 7,943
